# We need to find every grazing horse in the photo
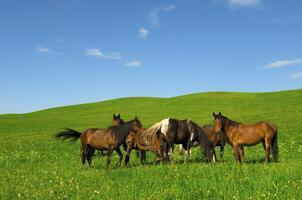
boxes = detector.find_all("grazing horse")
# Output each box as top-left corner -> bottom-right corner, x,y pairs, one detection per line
145,118 -> 213,163
213,112 -> 278,163
124,127 -> 165,166
56,117 -> 142,170
202,125 -> 225,161
179,124 -> 225,162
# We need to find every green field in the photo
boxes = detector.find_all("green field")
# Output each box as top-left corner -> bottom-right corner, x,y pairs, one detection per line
1,90 -> 302,199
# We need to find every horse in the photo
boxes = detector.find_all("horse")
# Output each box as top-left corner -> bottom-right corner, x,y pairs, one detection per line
213,112 -> 278,163
178,124 -> 225,161
97,113 -> 126,156
143,118 -> 214,163
55,117 -> 142,170
124,127 -> 165,166
202,125 -> 225,161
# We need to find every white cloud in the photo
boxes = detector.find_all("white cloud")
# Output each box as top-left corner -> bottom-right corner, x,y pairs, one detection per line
147,5 -> 176,26
35,46 -> 51,53
164,4 -> 176,11
125,60 -> 143,67
138,28 -> 150,39
109,52 -> 122,60
84,48 -> 107,58
35,46 -> 62,59
263,59 -> 302,69
228,0 -> 261,7
289,72 -> 302,79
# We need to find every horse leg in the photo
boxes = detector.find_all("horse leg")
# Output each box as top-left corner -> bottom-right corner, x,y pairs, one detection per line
220,145 -> 225,161
140,150 -> 146,165
106,149 -> 113,171
239,146 -> 245,162
115,148 -> 123,167
87,147 -> 95,168
80,144 -> 86,166
168,144 -> 174,164
233,145 -> 241,163
124,146 -> 133,167
265,139 -> 271,163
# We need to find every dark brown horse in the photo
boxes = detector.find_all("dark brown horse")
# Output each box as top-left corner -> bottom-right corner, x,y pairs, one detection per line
178,124 -> 225,161
56,117 -> 142,170
97,113 -> 126,156
124,127 -> 165,166
202,125 -> 225,161
213,112 -> 278,163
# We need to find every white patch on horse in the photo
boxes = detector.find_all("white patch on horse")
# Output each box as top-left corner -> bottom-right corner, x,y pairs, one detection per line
212,154 -> 216,162
160,118 -> 170,136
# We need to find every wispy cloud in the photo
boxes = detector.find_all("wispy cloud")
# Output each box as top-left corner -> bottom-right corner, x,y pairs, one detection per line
164,4 -> 176,11
147,4 -> 176,27
289,72 -> 302,79
36,46 -> 51,53
263,59 -> 302,69
35,46 -> 62,59
109,52 -> 122,60
228,0 -> 262,7
125,60 -> 143,67
138,28 -> 150,39
84,48 -> 107,58
84,48 -> 122,60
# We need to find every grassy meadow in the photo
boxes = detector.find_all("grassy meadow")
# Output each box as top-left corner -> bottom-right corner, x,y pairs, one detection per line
0,89 -> 302,199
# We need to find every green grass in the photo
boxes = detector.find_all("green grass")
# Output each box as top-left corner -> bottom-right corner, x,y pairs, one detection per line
1,89 -> 302,199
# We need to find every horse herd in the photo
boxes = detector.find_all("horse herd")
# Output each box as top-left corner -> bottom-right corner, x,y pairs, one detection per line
56,112 -> 278,171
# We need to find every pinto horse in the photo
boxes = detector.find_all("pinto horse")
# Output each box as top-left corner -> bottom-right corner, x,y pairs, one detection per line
56,117 -> 142,170
213,112 -> 278,163
146,118 -> 213,163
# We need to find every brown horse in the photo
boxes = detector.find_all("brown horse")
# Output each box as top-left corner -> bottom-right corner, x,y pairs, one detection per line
124,127 -> 165,166
56,117 -> 142,170
97,114 -> 126,156
202,125 -> 225,161
213,112 -> 278,163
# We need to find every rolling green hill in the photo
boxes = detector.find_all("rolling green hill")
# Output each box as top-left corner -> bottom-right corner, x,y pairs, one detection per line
1,89 -> 302,199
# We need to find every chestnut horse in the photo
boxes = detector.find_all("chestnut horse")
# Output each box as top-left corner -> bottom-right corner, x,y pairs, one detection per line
56,117 -> 142,170
124,127 -> 165,166
213,112 -> 278,163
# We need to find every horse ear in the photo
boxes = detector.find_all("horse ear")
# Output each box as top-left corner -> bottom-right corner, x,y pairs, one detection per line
213,112 -> 216,117
113,114 -> 116,118
118,114 -> 120,118
219,112 -> 221,116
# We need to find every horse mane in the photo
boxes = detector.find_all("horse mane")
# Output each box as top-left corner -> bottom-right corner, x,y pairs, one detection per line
107,120 -> 134,137
221,115 -> 241,126
144,118 -> 170,137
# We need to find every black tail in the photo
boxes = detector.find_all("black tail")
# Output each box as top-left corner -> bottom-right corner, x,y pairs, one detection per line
272,128 -> 278,162
55,128 -> 82,142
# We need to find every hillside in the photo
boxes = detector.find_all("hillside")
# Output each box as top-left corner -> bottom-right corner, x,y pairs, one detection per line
0,89 -> 302,199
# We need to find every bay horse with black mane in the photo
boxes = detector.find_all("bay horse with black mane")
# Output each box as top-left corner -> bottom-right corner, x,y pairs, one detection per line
213,112 -> 278,163
55,117 -> 142,170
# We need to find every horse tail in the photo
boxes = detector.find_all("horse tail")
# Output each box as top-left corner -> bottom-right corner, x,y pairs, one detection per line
271,126 -> 278,162
55,128 -> 82,142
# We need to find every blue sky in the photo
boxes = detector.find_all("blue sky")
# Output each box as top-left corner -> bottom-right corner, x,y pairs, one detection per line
1,0 -> 302,114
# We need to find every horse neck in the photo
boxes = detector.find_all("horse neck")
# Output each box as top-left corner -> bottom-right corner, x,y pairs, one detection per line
223,118 -> 238,137
118,121 -> 133,139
